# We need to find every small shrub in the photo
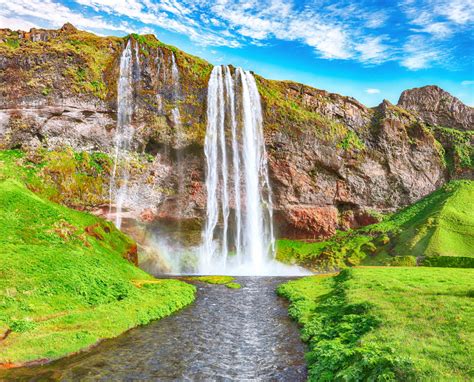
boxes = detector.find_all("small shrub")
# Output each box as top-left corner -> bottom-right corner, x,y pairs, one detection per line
5,38 -> 20,49
41,86 -> 52,96
390,256 -> 417,266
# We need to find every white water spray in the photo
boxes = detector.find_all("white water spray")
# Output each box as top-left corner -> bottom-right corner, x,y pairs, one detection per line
200,66 -> 302,275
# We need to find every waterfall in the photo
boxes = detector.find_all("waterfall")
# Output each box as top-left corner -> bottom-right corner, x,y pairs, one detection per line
200,65 -> 276,275
108,43 -> 306,275
109,39 -> 136,229
170,52 -> 186,209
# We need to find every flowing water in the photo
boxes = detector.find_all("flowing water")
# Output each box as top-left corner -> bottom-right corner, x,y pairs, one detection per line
200,66 -> 281,276
1,278 -> 307,381
107,45 -> 306,276
109,39 -> 136,229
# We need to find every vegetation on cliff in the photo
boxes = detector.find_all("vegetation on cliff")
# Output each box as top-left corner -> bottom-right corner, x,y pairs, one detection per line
277,180 -> 474,270
277,268 -> 474,381
0,25 -> 121,100
0,149 -> 113,209
429,125 -> 474,172
0,158 -> 195,366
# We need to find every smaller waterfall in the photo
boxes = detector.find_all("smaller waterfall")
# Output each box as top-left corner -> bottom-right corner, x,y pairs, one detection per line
170,53 -> 186,204
109,39 -> 136,229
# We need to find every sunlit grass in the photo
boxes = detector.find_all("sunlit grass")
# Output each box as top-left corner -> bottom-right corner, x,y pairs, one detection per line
278,267 -> 474,380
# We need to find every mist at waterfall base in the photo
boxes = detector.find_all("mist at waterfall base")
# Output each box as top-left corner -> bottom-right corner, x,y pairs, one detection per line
109,41 -> 308,276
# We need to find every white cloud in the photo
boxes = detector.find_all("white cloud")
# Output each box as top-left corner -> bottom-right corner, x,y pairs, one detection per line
354,36 -> 392,64
366,88 -> 381,94
0,15 -> 38,30
74,0 -> 241,46
461,80 -> 474,86
0,0 -> 469,71
438,0 -> 474,24
416,22 -> 452,39
402,0 -> 474,31
0,0 -> 133,33
401,50 -> 439,70
401,35 -> 442,70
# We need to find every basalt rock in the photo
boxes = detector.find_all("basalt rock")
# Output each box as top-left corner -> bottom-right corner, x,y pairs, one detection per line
398,85 -> 474,131
0,25 -> 471,241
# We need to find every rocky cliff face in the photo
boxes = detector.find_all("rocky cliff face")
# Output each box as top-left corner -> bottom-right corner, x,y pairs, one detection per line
0,25 -> 472,241
398,85 -> 473,131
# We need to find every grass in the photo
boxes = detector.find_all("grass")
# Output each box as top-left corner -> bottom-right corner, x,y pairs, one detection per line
185,276 -> 242,289
277,268 -> 474,381
0,178 -> 195,366
277,180 -> 474,271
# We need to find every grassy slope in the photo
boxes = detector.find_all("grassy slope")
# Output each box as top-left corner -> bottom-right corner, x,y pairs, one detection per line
277,180 -> 474,271
0,157 -> 195,365
277,268 -> 474,381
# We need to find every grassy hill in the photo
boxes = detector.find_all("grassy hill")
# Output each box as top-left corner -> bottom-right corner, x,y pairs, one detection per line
277,268 -> 474,381
0,168 -> 195,366
277,180 -> 474,270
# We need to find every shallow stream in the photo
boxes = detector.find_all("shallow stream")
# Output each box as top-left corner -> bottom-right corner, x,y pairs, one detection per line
1,277 -> 306,381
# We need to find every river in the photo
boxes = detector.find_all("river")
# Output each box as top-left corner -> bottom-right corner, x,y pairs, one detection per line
1,277 -> 306,381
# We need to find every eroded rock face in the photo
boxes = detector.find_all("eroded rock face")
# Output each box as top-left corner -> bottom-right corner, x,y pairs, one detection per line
398,85 -> 474,131
266,99 -> 446,238
0,25 -> 470,240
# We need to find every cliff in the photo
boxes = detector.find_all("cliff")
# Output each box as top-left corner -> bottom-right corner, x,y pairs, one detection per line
0,24 -> 472,241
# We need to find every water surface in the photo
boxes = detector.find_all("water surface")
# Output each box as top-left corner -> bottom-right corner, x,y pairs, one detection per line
1,277 -> 306,381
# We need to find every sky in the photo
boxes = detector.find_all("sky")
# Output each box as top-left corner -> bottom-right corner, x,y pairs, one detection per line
1,0 -> 473,106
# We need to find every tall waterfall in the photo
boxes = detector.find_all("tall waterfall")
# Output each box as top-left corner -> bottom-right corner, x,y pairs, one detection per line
200,66 -> 276,275
109,39 -> 138,229
170,53 -> 185,200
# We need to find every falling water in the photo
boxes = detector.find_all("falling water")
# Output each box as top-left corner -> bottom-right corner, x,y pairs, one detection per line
200,66 -> 284,275
170,52 -> 187,213
109,39 -> 136,229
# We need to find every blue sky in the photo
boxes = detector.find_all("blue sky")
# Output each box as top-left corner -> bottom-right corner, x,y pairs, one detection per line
1,0 -> 473,106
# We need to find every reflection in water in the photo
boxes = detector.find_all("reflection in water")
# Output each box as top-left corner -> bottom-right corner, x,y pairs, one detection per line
1,277 -> 306,381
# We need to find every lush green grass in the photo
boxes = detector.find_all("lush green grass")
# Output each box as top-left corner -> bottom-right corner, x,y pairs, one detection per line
0,178 -> 195,365
277,180 -> 474,270
185,276 -> 242,289
277,268 -> 474,381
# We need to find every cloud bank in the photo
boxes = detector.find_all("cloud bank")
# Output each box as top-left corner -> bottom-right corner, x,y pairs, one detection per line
0,0 -> 472,70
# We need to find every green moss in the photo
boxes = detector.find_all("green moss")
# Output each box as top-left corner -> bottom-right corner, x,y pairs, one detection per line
256,77 -> 349,141
186,276 -> 235,285
430,126 -> 474,171
185,276 -> 242,289
225,282 -> 242,289
41,86 -> 52,96
5,38 -> 20,49
0,149 -> 112,209
0,179 -> 195,364
278,268 -> 474,381
337,130 -> 365,151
